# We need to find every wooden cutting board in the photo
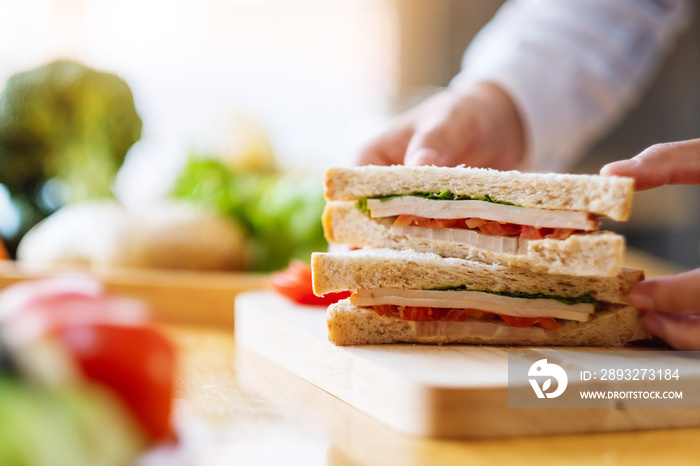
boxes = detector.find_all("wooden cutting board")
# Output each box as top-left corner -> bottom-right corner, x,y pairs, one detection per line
235,291 -> 700,439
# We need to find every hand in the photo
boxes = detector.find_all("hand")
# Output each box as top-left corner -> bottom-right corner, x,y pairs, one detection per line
601,138 -> 700,350
356,82 -> 525,169
629,270 -> 700,350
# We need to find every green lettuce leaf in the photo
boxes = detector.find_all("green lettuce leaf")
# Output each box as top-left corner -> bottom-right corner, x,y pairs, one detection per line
355,189 -> 516,214
429,286 -> 599,308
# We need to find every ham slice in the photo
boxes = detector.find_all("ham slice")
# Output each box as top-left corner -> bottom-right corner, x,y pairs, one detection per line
366,197 -> 597,231
389,225 -> 531,255
351,288 -> 595,322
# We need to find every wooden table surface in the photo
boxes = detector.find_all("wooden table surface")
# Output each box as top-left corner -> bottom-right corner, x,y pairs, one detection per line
158,324 -> 700,466
3,251 -> 700,465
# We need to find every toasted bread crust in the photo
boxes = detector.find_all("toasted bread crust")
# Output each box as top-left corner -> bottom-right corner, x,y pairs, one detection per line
323,202 -> 625,277
324,166 -> 633,221
327,300 -> 649,346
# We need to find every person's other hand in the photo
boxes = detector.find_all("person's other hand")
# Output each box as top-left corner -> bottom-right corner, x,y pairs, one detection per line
601,138 -> 700,350
356,82 -> 525,169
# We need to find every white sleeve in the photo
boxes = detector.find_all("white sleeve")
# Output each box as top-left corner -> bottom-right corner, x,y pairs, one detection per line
451,0 -> 694,172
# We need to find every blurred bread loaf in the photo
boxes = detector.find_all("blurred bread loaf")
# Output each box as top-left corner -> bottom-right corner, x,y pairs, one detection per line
17,200 -> 249,272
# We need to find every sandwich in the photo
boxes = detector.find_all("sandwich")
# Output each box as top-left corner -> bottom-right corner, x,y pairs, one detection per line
322,165 -> 633,277
312,248 -> 648,346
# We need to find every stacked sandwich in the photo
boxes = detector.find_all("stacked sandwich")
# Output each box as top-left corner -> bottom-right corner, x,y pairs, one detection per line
311,165 -> 649,346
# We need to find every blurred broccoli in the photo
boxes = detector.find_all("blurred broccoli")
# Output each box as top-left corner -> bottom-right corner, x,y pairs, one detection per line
0,59 -> 142,255
0,59 -> 142,201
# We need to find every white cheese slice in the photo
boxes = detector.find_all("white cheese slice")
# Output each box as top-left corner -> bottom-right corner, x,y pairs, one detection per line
389,225 -> 530,255
351,288 -> 594,322
366,197 -> 597,230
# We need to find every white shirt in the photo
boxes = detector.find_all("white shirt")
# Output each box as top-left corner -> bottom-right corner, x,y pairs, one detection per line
452,0 -> 694,172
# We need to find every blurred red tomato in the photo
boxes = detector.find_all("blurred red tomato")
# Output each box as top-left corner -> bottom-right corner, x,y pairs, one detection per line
270,260 -> 350,305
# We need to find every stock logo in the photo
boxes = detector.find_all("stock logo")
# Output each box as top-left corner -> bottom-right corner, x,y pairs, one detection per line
528,358 -> 568,399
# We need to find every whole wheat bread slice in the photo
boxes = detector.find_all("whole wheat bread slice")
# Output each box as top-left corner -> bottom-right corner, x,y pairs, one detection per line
312,248 -> 643,305
324,165 -> 633,220
327,300 -> 649,346
323,201 -> 625,277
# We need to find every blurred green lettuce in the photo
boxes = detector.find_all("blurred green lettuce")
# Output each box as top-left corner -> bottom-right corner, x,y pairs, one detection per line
173,156 -> 328,272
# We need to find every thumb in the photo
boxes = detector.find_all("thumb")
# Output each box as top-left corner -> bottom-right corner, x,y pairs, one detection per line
641,311 -> 700,351
628,268 -> 700,314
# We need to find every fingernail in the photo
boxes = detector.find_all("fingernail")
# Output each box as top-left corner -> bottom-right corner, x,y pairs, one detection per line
628,291 -> 655,311
642,312 -> 667,340
601,159 -> 637,176
406,148 -> 444,166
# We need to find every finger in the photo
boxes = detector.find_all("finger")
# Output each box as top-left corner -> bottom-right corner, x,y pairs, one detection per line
405,148 -> 449,166
405,128 -> 460,167
642,311 -> 700,351
355,125 -> 413,166
628,268 -> 700,314
356,144 -> 401,166
403,110 -> 485,167
403,91 -> 481,167
600,139 -> 700,190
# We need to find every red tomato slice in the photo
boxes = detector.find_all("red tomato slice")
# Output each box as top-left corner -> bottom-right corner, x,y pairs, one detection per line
393,214 -> 415,227
547,228 -> 576,240
393,215 -> 466,230
410,216 -> 434,228
370,305 -> 561,329
536,317 -> 563,329
55,323 -> 176,443
441,308 -> 472,322
499,314 -> 562,329
401,306 -> 435,321
464,309 -> 499,321
378,306 -> 490,323
498,314 -> 539,328
520,225 -> 546,240
482,221 -> 521,236
391,216 -> 582,243
372,304 -> 395,317
477,221 -> 507,236
270,260 -> 351,305
470,220 -> 521,236
433,218 -> 466,229
465,217 -> 487,229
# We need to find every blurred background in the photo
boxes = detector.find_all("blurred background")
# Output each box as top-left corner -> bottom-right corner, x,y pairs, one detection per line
0,0 -> 699,269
